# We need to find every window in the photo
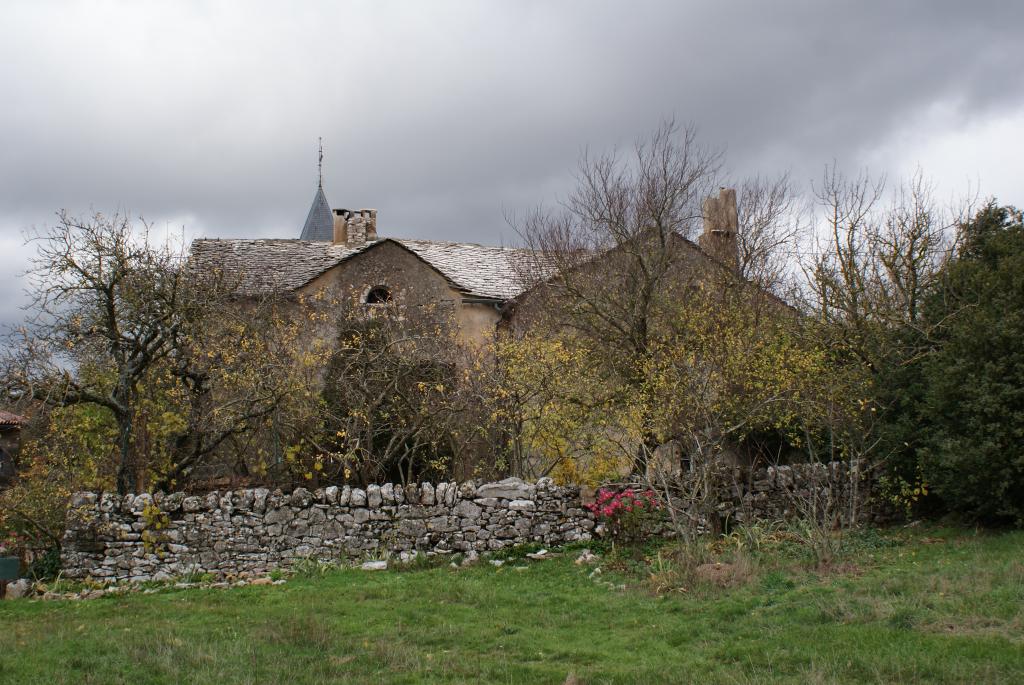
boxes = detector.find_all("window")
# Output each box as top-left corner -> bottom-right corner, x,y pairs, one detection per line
365,286 -> 393,304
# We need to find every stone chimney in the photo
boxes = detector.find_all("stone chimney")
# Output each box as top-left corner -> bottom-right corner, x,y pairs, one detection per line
699,188 -> 739,270
332,208 -> 378,247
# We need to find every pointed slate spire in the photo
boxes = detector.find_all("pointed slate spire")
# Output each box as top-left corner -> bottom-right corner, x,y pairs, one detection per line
300,138 -> 334,241
300,186 -> 334,241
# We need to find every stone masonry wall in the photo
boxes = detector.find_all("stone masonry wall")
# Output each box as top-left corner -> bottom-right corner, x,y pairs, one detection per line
61,477 -> 594,583
60,463 -> 878,584
603,461 -> 882,528
711,461 -> 879,524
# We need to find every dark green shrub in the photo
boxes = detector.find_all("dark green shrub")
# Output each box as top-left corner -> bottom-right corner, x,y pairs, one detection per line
914,204 -> 1024,524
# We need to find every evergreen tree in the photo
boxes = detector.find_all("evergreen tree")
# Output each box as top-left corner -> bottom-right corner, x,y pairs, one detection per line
916,203 -> 1024,523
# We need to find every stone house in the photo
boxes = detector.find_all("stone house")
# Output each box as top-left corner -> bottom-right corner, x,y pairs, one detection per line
190,184 -> 744,347
188,183 -> 763,480
505,188 -> 750,336
191,187 -> 538,347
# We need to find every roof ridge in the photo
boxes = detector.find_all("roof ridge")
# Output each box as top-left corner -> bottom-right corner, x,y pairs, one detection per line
395,237 -> 532,251
191,236 -> 533,251
189,236 -> 546,300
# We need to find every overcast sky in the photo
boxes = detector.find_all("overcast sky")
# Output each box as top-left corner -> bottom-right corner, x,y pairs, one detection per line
2,1 -> 1022,326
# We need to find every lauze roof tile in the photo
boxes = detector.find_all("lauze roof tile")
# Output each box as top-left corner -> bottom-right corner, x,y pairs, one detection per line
189,237 -> 545,301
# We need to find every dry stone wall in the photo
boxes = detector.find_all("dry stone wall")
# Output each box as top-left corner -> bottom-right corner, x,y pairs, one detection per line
717,461 -> 877,524
61,477 -> 594,583
600,461 -> 881,529
59,463 -> 879,584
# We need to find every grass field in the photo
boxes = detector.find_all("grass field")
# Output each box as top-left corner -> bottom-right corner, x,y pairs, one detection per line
1,526 -> 1022,684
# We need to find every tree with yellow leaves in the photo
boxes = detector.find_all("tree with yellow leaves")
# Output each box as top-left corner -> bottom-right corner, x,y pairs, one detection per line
1,212 -> 332,496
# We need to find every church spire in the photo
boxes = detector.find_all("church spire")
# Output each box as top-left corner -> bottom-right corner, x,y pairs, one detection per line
300,138 -> 334,240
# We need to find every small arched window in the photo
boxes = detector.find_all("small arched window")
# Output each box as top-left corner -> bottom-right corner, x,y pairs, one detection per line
365,286 -> 393,304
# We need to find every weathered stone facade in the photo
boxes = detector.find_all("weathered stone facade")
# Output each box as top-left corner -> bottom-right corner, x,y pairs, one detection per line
61,477 -> 594,583
299,238 -> 502,346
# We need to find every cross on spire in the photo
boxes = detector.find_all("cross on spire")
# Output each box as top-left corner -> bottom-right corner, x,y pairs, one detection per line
301,137 -> 334,240
318,136 -> 324,188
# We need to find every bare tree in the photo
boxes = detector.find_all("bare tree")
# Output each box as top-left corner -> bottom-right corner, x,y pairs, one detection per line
795,166 -> 978,520
802,166 -> 967,373
513,120 -> 723,473
735,173 -> 804,295
2,212 -> 204,493
316,296 -> 483,486
636,281 -> 866,546
150,292 -> 332,491
2,211 -> 315,494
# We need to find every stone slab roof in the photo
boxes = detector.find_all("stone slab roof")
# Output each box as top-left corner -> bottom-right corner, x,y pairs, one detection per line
396,239 -> 537,300
189,238 -> 542,301
189,239 -> 368,295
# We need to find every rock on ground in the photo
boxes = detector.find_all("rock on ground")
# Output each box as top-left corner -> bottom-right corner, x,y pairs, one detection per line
4,579 -> 32,599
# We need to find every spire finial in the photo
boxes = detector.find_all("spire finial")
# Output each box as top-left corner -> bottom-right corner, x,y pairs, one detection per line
317,136 -> 324,188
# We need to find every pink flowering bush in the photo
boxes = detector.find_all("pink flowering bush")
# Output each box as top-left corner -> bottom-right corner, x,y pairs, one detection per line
586,487 -> 663,545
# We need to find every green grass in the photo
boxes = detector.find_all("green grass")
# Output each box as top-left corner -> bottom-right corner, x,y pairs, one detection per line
1,527 -> 1022,684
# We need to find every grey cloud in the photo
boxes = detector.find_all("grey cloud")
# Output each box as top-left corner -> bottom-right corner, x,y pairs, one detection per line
1,0 -> 1022,324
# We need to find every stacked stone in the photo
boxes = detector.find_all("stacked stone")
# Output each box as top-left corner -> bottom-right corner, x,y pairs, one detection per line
730,461 -> 870,524
61,477 -> 595,584
637,461 -> 875,527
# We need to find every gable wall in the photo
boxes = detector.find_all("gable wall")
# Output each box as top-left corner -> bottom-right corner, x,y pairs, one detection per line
297,241 -> 501,346
506,238 -> 720,336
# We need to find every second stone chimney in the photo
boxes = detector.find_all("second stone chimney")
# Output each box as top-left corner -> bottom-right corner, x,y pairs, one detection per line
699,188 -> 739,270
332,209 -> 378,247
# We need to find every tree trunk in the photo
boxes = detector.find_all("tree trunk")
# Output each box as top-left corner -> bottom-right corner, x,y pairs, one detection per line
115,410 -> 136,495
633,431 -> 659,478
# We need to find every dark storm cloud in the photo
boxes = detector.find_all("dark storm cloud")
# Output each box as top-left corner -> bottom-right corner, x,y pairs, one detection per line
2,0 -> 1022,325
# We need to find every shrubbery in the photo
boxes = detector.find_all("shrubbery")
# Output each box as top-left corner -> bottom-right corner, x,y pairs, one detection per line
873,203 -> 1024,525
586,487 -> 663,545
913,205 -> 1024,524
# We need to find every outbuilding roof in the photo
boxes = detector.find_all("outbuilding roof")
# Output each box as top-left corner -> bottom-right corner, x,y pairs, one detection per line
0,410 -> 26,428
